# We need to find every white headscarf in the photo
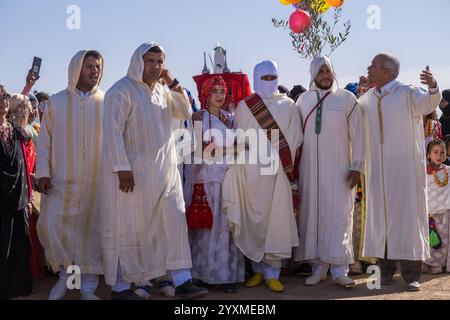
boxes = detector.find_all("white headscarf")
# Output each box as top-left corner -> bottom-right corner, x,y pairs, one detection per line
253,60 -> 279,99
309,55 -> 338,91
67,50 -> 104,95
8,94 -> 33,127
127,42 -> 166,84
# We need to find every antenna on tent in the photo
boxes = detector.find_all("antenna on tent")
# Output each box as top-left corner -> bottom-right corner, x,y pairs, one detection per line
223,50 -> 230,74
202,52 -> 210,74
208,53 -> 214,71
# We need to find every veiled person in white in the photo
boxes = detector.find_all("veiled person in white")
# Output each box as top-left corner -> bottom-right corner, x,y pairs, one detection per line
102,42 -> 207,300
360,53 -> 442,291
223,60 -> 303,293
36,50 -> 105,300
294,56 -> 364,287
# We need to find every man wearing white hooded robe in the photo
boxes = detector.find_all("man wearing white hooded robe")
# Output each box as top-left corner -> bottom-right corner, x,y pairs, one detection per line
293,56 -> 364,287
360,53 -> 442,291
102,42 -> 207,300
223,60 -> 303,293
36,50 -> 105,300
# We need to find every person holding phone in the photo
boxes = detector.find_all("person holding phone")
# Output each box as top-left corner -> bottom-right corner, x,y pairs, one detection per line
0,87 -> 34,300
22,57 -> 42,97
36,50 -> 105,300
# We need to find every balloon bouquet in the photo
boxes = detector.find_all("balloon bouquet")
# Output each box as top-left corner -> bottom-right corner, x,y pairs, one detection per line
274,0 -> 349,59
279,0 -> 345,34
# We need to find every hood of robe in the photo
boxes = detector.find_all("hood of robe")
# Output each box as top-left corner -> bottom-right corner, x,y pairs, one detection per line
253,60 -> 279,99
127,42 -> 166,84
67,50 -> 104,95
309,55 -> 338,92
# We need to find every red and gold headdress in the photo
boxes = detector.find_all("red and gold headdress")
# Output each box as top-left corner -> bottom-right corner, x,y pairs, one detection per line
193,73 -> 252,110
200,76 -> 227,109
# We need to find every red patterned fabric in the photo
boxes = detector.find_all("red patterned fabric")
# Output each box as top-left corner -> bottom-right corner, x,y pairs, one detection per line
199,76 -> 227,109
25,140 -> 35,174
193,73 -> 252,110
186,184 -> 213,229
23,140 -> 44,279
28,208 -> 45,279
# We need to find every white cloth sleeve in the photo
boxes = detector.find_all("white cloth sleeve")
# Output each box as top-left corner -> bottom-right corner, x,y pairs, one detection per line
166,88 -> 191,120
347,98 -> 365,173
36,99 -> 53,179
103,91 -> 132,173
410,86 -> 442,117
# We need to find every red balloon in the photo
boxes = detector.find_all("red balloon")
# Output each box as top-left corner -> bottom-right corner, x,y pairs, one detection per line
289,10 -> 312,34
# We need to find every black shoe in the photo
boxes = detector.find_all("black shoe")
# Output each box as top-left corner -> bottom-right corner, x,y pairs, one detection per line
218,284 -> 238,294
192,279 -> 209,288
296,263 -> 313,277
111,289 -> 146,300
175,281 -> 208,300
381,277 -> 395,286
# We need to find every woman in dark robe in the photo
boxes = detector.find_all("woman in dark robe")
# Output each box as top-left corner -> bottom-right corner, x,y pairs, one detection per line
0,88 -> 33,299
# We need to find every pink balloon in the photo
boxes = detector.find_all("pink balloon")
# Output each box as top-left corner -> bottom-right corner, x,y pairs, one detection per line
289,10 -> 311,34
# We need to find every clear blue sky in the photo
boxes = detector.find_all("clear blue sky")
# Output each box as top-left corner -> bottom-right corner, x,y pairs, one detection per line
1,0 -> 449,100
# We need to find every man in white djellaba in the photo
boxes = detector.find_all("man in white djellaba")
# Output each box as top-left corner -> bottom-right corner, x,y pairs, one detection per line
294,56 -> 364,288
37,50 -> 105,300
102,42 -> 208,300
360,53 -> 441,292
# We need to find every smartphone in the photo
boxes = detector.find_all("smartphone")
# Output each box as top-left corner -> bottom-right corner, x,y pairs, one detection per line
32,57 -> 42,76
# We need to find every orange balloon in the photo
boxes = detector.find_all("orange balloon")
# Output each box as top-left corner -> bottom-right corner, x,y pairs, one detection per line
280,0 -> 302,4
326,0 -> 344,8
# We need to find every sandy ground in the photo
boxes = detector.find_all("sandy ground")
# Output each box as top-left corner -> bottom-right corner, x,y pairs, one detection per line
16,272 -> 450,301
23,194 -> 450,301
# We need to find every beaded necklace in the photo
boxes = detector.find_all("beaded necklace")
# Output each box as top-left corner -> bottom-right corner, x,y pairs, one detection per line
432,166 -> 449,188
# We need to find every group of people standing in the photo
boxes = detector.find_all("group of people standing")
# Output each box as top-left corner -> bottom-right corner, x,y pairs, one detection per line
0,40 -> 447,300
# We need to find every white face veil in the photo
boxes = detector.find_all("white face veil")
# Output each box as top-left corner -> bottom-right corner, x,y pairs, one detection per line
253,60 -> 279,99
309,55 -> 338,91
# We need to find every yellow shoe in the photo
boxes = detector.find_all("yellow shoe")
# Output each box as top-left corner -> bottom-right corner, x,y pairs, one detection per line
245,273 -> 264,288
266,279 -> 285,293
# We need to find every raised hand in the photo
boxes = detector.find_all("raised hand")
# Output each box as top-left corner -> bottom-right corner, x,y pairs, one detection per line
420,66 -> 437,89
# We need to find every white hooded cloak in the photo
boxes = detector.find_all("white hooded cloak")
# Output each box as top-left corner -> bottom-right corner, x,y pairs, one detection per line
101,42 -> 192,285
293,56 -> 364,266
37,50 -> 105,275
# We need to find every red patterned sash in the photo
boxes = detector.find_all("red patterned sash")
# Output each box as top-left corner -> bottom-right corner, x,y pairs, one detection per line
245,94 -> 295,182
245,94 -> 299,215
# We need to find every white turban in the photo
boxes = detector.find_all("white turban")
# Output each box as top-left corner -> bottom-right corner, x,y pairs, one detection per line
253,60 -> 279,99
309,55 -> 338,91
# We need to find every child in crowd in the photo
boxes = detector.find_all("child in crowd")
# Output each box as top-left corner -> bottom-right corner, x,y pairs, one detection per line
425,140 -> 450,274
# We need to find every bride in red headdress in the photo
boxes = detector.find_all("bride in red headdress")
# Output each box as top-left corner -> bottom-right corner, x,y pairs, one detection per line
183,76 -> 244,293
